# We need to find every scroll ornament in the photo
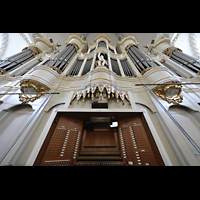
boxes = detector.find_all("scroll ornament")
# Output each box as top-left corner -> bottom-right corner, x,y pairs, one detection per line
19,79 -> 50,103
152,81 -> 183,105
70,83 -> 130,105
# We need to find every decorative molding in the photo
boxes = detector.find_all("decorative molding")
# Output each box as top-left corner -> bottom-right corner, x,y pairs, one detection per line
44,65 -> 62,74
147,38 -> 171,52
125,44 -> 138,51
94,34 -> 111,43
22,46 -> 42,57
152,81 -> 183,105
162,47 -> 182,58
141,66 -> 158,75
116,35 -> 139,54
71,42 -> 79,51
33,37 -> 57,53
64,34 -> 88,53
70,83 -> 130,105
19,79 -> 50,103
0,68 -> 7,75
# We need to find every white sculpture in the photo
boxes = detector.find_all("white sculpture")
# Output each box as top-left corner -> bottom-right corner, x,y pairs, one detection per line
96,51 -> 108,67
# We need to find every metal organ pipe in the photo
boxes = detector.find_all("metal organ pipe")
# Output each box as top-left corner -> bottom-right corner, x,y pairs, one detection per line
47,44 -> 77,73
163,47 -> 200,74
0,48 -> 38,74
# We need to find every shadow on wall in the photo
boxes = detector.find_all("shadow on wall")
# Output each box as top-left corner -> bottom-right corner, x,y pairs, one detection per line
3,104 -> 33,112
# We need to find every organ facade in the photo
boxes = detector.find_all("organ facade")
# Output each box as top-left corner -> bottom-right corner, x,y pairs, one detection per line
1,33 -> 200,166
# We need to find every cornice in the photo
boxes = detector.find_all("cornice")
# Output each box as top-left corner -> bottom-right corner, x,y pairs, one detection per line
34,37 -> 57,51
64,34 -> 88,52
147,38 -> 172,53
93,34 -> 111,42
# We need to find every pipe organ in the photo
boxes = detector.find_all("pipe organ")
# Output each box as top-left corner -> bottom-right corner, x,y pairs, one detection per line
0,47 -> 41,75
162,47 -> 200,75
44,44 -> 77,74
127,45 -> 158,75
2,33 -> 200,166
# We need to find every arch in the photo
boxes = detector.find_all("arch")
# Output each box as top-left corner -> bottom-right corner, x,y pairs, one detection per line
3,104 -> 33,112
168,104 -> 198,112
94,34 -> 111,43
98,41 -> 107,48
135,102 -> 155,113
45,103 -> 65,112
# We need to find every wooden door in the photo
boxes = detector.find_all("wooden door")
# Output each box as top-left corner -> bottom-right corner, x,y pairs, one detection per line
34,115 -> 83,166
118,116 -> 164,166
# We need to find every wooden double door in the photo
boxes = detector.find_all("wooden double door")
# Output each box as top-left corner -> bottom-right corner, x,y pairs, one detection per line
34,112 -> 164,166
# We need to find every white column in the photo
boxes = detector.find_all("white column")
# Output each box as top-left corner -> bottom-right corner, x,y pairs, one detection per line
114,48 -> 125,77
107,53 -> 112,71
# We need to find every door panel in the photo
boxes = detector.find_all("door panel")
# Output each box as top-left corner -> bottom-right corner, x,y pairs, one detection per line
118,116 -> 164,166
38,116 -> 83,166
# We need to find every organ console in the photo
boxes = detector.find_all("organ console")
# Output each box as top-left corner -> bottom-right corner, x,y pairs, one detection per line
34,112 -> 164,166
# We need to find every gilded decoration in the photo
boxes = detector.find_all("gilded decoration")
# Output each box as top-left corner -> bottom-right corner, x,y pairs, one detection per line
159,58 -> 165,63
116,35 -> 140,54
19,79 -> 50,103
64,34 -> 88,52
141,66 -> 158,75
0,68 -> 7,75
70,83 -> 130,105
125,44 -> 138,52
22,46 -> 42,57
152,81 -> 183,105
45,65 -> 62,74
162,47 -> 182,58
147,38 -> 171,52
71,43 -> 79,51
94,34 -> 111,43
34,37 -> 57,51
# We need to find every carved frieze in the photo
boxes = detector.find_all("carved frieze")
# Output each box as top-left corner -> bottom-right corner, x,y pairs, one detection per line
70,83 -> 130,105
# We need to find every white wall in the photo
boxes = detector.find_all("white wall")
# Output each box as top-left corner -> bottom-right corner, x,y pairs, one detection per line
169,106 -> 200,147
174,33 -> 200,59
0,33 -> 32,59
